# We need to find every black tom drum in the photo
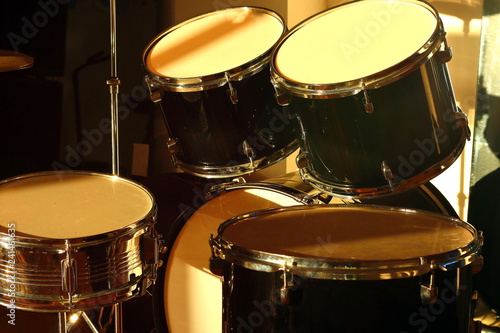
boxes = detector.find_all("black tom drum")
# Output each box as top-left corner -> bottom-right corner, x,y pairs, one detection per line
271,0 -> 470,197
143,7 -> 298,178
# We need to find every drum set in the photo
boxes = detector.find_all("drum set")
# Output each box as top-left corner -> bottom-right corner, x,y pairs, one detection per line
0,0 -> 485,332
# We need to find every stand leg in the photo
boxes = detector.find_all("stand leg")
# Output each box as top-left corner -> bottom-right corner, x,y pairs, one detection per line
81,311 -> 100,333
114,303 -> 123,333
58,312 -> 68,333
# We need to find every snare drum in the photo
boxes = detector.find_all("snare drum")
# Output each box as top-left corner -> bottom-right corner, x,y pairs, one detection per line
143,7 -> 298,178
0,171 -> 158,312
271,0 -> 470,197
210,205 -> 482,333
152,172 -> 458,333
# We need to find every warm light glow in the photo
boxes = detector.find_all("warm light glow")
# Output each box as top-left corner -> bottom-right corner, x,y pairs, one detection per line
441,14 -> 482,37
69,313 -> 79,323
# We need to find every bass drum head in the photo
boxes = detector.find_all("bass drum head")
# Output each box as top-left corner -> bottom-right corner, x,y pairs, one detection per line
153,172 -> 457,333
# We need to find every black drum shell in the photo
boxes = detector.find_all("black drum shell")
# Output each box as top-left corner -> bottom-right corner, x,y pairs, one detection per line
221,261 -> 473,333
292,55 -> 468,196
158,64 -> 298,174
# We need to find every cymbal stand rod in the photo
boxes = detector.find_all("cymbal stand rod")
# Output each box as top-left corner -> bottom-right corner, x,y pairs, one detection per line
114,303 -> 123,333
108,0 -> 120,176
58,312 -> 68,333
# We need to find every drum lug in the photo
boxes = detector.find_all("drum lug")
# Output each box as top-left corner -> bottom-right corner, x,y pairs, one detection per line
206,177 -> 247,199
271,77 -> 291,106
61,240 -> 77,309
420,261 -> 438,305
242,140 -> 256,169
381,161 -> 396,191
362,83 -> 374,113
280,263 -> 291,305
167,138 -> 180,166
143,225 -> 160,282
454,107 -> 471,140
224,72 -> 238,104
209,234 -> 225,277
436,38 -> 453,63
280,262 -> 299,306
145,76 -> 162,103
472,231 -> 484,275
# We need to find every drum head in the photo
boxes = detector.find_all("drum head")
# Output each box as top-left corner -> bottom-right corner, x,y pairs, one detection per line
0,171 -> 154,239
272,0 -> 442,95
215,205 -> 478,279
144,7 -> 285,81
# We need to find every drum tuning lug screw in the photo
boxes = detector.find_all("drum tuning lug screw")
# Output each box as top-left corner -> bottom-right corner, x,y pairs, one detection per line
224,72 -> 238,104
381,161 -> 395,191
436,38 -> 453,63
242,140 -> 256,169
361,83 -> 374,113
280,262 -> 294,305
144,76 -> 162,103
167,138 -> 180,166
420,261 -> 438,305
271,77 -> 291,106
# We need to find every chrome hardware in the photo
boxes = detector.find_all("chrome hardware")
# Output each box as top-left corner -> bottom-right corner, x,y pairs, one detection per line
362,83 -> 374,113
145,76 -> 162,103
61,240 -> 77,309
167,138 -> 180,166
280,262 -> 291,305
472,231 -> 484,275
209,234 -> 225,276
436,39 -> 452,63
242,140 -> 256,169
143,224 -> 160,282
206,177 -> 246,199
420,261 -> 438,305
225,72 -> 238,104
381,161 -> 395,191
271,77 -> 291,106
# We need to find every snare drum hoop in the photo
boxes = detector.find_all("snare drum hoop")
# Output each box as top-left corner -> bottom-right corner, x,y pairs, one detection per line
0,171 -> 157,247
211,205 -> 481,280
270,0 -> 446,99
0,171 -> 158,311
143,6 -> 286,92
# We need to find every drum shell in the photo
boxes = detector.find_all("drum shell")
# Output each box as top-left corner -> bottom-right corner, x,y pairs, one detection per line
156,64 -> 299,177
212,205 -> 481,333
0,225 -> 156,312
0,171 -> 159,312
221,261 -> 473,333
293,55 -> 468,196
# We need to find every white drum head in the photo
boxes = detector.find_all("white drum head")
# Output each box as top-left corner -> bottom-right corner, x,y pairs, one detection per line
146,7 -> 285,78
164,187 -> 305,333
0,172 -> 154,239
275,0 -> 438,84
222,206 -> 474,261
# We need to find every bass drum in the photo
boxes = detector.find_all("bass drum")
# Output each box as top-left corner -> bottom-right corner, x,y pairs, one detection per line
152,172 -> 457,333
